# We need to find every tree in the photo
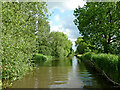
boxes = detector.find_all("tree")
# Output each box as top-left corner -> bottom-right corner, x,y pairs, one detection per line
75,37 -> 96,54
74,2 -> 120,54
49,32 -> 73,57
37,22 -> 51,55
1,2 -> 49,85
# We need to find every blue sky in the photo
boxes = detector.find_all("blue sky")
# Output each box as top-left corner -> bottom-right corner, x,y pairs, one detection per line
46,0 -> 86,51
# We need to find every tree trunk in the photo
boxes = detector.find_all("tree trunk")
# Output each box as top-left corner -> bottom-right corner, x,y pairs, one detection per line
103,9 -> 112,54
103,34 -> 109,54
103,41 -> 109,54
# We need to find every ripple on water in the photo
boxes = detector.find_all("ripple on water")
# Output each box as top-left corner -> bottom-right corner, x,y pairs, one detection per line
49,84 -> 68,88
10,56 -> 114,88
52,80 -> 68,84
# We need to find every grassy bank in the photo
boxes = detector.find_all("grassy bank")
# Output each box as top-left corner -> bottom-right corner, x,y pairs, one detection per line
79,52 -> 120,85
34,53 -> 53,62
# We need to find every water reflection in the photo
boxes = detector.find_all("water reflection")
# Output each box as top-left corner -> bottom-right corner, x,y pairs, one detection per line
72,56 -> 78,71
11,56 -> 113,88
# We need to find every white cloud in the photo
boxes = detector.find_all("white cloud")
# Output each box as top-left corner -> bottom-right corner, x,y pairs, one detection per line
47,0 -> 86,11
47,0 -> 83,51
50,24 -> 79,51
51,25 -> 78,42
50,25 -> 63,32
60,9 -> 65,13
51,25 -> 78,51
54,14 -> 60,22
65,0 -> 86,10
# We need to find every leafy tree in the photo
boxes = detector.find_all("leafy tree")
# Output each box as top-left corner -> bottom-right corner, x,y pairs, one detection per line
38,46 -> 52,56
37,23 -> 51,55
49,32 -> 73,57
75,37 -> 96,54
74,2 -> 120,54
1,2 -> 49,86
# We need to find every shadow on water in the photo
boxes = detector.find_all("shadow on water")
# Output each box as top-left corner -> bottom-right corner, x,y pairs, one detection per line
10,56 -> 116,88
35,57 -> 73,67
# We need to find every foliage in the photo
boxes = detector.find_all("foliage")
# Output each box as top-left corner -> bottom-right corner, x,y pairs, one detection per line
74,2 -> 120,54
37,21 -> 51,55
75,37 -> 96,54
1,2 -> 49,88
49,32 -> 73,57
38,46 -> 52,56
34,54 -> 53,62
36,19 -> 73,58
118,55 -> 120,82
0,80 -> 1,89
81,52 -> 120,83
80,52 -> 93,60
34,54 -> 47,62
37,31 -> 73,58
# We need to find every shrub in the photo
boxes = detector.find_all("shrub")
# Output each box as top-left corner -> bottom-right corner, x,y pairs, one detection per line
82,52 -> 120,83
34,53 -> 53,62
91,54 -> 118,73
81,52 -> 94,61
34,54 -> 47,62
38,46 -> 52,56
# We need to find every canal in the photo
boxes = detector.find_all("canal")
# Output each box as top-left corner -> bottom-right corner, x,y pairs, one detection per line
11,56 -> 114,88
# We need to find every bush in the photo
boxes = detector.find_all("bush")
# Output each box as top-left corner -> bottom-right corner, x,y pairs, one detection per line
82,52 -> 120,83
92,54 -> 118,73
34,53 -> 53,62
81,52 -> 94,61
34,54 -> 47,62
38,46 -> 52,56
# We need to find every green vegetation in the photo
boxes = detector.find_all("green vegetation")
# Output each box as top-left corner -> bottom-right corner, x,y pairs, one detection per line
2,2 -> 49,87
74,2 -> 120,85
34,54 -> 53,62
80,52 -> 120,84
35,31 -> 73,62
1,2 -> 73,88
74,2 -> 120,54
37,31 -> 73,57
0,80 -> 1,89
49,32 -> 73,57
75,37 -> 96,54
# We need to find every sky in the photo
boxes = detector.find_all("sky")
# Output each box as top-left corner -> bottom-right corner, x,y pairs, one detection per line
46,0 -> 86,51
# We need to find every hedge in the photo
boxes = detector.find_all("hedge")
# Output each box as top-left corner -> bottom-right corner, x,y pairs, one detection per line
81,52 -> 120,84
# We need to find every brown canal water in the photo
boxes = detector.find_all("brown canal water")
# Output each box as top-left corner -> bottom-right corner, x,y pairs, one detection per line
11,56 -> 115,88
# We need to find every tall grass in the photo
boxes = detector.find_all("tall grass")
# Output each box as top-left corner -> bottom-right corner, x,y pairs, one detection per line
81,52 -> 120,84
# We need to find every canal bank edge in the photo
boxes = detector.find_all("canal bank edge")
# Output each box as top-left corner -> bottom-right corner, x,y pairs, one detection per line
76,54 -> 120,87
